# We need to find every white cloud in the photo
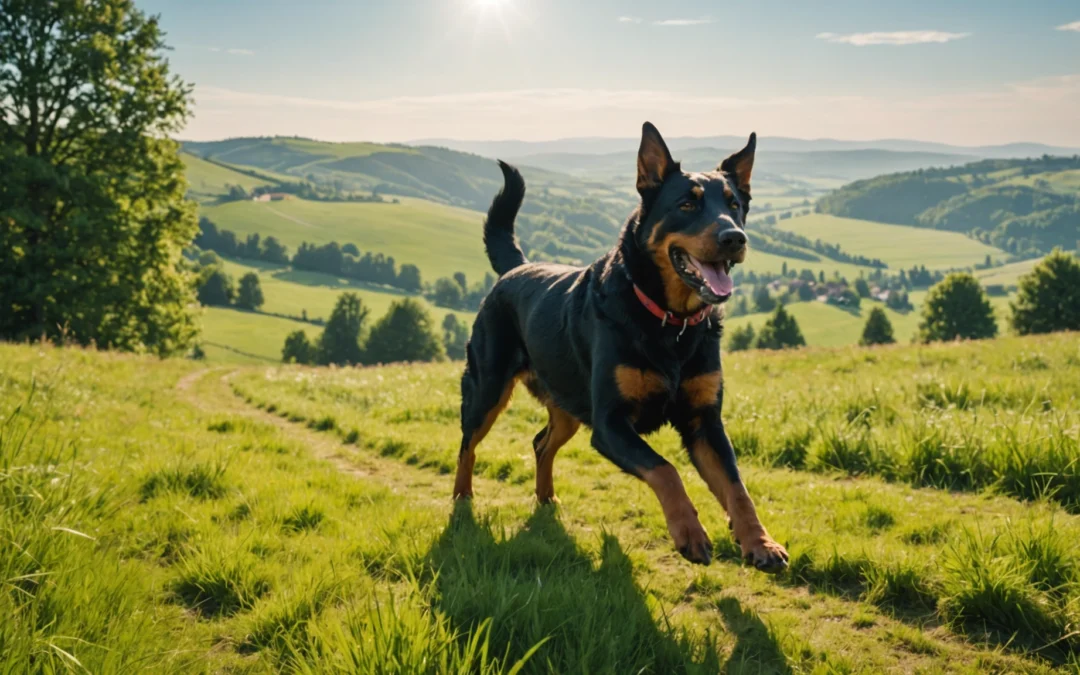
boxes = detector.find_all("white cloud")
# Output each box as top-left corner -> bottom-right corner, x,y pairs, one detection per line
226,48 -> 255,56
653,18 -> 713,27
816,30 -> 970,46
617,16 -> 642,24
1056,21 -> 1080,32
184,75 -> 1080,147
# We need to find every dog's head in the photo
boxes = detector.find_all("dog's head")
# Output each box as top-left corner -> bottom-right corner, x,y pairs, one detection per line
632,122 -> 754,314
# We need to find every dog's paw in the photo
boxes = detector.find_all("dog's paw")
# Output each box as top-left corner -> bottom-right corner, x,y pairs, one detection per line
672,518 -> 713,566
741,534 -> 788,574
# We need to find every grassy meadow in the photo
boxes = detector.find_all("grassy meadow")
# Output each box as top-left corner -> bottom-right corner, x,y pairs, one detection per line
5,333 -> 1076,672
201,197 -> 491,281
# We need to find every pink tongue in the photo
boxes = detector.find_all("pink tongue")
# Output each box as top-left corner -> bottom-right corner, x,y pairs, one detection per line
690,257 -> 734,297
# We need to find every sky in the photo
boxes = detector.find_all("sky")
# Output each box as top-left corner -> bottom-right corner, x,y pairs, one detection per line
141,0 -> 1080,146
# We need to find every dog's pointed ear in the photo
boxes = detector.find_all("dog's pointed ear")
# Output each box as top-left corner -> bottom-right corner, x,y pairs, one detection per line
637,122 -> 678,194
719,132 -> 756,194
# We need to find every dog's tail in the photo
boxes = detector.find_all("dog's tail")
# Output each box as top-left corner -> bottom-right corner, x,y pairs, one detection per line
484,161 -> 528,276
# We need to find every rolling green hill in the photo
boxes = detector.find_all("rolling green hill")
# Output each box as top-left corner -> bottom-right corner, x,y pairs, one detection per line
182,153 -> 280,201
201,197 -> 491,281
816,156 -> 1080,256
775,213 -> 1007,270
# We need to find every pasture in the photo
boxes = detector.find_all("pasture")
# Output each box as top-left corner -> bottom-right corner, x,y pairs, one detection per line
4,334 -> 1078,672
775,214 -> 1007,271
201,197 -> 492,281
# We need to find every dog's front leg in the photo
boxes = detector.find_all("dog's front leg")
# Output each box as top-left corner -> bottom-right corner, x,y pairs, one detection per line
591,409 -> 713,565
674,407 -> 788,573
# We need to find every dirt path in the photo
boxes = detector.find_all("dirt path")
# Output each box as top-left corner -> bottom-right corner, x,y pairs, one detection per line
263,203 -> 315,228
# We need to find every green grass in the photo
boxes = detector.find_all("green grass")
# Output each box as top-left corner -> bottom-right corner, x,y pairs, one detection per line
182,152 -> 278,201
4,335 -> 1079,672
775,213 -> 1008,270
200,306 -> 320,364
201,197 -> 491,281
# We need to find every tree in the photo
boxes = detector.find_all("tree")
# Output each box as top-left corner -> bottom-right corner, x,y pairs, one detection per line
453,272 -> 468,293
754,305 -> 806,350
442,314 -> 470,360
261,236 -> 289,264
727,324 -> 756,352
0,0 -> 197,356
432,277 -> 464,308
397,264 -> 423,292
236,273 -> 265,311
317,293 -> 368,366
197,268 -> 235,307
854,277 -> 871,298
282,330 -> 315,364
363,299 -> 444,364
1009,249 -> 1080,335
859,307 -> 896,346
753,285 -> 776,313
917,273 -> 998,343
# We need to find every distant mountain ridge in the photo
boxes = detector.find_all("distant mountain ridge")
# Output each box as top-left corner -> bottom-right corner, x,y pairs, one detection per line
409,136 -> 1080,160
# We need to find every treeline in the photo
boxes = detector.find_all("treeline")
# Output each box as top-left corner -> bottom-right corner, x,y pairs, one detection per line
195,218 -> 423,293
198,155 -> 388,204
196,219 -> 289,263
282,293 -> 472,366
424,272 -> 496,312
192,252 -> 265,311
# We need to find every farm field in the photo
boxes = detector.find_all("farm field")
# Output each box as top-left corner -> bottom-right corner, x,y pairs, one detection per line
181,153 -> 278,201
201,197 -> 491,281
5,335 -> 1078,672
775,214 -> 1007,270
200,306 -> 320,364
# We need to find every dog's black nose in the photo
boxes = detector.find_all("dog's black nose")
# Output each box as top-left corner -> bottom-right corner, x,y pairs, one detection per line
718,230 -> 747,251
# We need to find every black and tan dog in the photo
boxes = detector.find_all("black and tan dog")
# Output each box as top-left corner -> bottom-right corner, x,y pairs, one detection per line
453,122 -> 788,572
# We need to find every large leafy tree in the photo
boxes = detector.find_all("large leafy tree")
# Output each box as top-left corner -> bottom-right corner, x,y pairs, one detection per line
236,273 -> 264,311
916,273 -> 998,343
364,299 -> 444,365
0,0 -> 197,355
317,293 -> 367,366
1009,249 -> 1080,335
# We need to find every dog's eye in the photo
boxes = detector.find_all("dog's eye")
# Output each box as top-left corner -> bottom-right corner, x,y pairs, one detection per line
680,201 -> 699,212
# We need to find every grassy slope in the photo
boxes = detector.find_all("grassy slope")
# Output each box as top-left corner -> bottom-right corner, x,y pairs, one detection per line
181,152 -> 278,200
5,336 -> 1079,673
201,197 -> 491,281
775,214 -> 1007,270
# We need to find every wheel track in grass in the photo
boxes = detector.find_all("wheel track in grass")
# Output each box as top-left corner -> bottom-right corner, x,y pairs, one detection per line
174,367 -> 1059,673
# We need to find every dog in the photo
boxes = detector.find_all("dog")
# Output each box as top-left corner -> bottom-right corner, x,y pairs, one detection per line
453,122 -> 789,572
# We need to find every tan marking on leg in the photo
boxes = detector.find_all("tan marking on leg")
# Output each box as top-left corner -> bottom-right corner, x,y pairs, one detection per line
614,366 -> 668,401
534,405 -> 580,504
453,379 -> 515,499
681,371 -> 722,409
642,464 -> 712,564
689,439 -> 788,572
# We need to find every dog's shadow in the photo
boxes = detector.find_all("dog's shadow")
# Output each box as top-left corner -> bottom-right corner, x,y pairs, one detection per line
425,501 -> 792,673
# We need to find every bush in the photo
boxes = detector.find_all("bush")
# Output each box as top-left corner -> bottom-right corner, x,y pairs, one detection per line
282,330 -> 315,364
364,299 -> 445,364
917,273 -> 997,343
860,307 -> 896,346
442,314 -> 470,360
197,267 -> 235,307
752,285 -> 776,313
1009,249 -> 1080,335
726,324 -> 756,352
754,305 -> 805,350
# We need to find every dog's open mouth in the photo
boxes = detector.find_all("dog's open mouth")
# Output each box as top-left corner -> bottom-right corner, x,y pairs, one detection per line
670,247 -> 735,304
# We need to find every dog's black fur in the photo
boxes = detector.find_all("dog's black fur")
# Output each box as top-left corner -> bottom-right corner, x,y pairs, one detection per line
454,123 -> 789,572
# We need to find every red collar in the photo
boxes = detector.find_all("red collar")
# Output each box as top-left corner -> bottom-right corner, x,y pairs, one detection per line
633,284 -> 712,328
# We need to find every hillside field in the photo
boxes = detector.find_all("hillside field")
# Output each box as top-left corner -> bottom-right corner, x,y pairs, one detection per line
3,334 -> 1079,672
201,197 -> 491,282
775,214 -> 1007,270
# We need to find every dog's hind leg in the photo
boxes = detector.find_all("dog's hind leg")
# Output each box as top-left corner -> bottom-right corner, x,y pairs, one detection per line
533,404 -> 580,504
454,315 -> 523,500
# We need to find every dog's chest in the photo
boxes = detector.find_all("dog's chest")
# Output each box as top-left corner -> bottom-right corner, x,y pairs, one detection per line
614,365 -> 682,434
